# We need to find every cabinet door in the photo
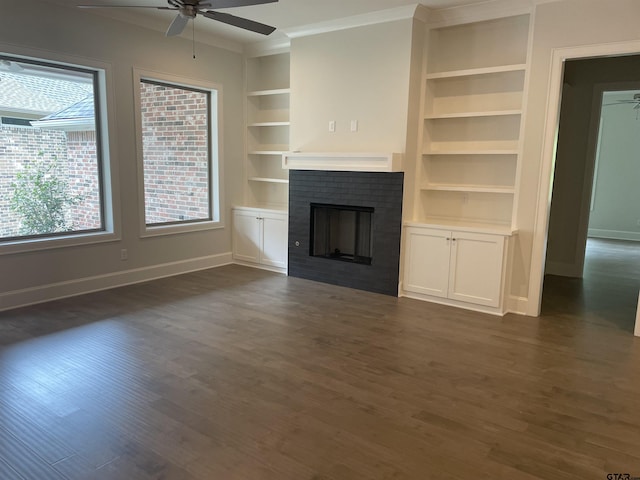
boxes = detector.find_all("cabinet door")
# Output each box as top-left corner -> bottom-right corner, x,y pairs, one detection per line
232,210 -> 261,264
448,231 -> 504,307
261,213 -> 288,269
403,227 -> 450,298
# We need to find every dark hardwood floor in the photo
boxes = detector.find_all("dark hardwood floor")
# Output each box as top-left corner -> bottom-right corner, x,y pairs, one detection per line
543,237 -> 640,331
1,250 -> 640,479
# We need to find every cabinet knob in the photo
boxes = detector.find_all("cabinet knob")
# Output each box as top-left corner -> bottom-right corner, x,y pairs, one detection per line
446,237 -> 450,241
452,238 -> 456,242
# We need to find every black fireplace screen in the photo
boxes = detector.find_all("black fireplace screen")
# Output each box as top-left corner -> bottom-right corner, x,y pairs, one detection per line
310,203 -> 373,265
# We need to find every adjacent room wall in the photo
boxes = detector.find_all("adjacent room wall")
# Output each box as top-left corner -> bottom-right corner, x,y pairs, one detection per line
587,90 -> 640,242
0,0 -> 245,309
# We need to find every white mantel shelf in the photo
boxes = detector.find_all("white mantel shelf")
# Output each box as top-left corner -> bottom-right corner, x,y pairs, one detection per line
282,152 -> 403,172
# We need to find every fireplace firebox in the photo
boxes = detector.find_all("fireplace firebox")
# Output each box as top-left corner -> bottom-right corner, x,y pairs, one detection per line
310,203 -> 373,265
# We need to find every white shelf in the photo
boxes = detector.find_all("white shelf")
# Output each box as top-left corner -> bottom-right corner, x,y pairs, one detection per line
248,121 -> 290,127
249,145 -> 289,154
423,149 -> 519,156
247,88 -> 290,97
234,204 -> 288,214
425,64 -> 526,80
244,51 -> 290,210
248,177 -> 289,184
425,109 -> 522,120
405,220 -> 517,236
421,184 -> 515,194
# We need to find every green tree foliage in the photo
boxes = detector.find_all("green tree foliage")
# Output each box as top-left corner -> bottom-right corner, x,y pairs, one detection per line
10,152 -> 83,236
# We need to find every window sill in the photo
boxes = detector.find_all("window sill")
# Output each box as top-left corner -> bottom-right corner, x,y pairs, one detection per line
0,231 -> 119,256
140,220 -> 224,238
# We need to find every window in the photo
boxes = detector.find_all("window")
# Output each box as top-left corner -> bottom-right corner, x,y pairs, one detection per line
136,72 -> 220,235
0,55 -> 109,246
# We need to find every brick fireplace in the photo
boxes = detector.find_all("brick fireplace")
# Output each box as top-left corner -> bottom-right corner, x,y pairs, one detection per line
288,169 -> 403,296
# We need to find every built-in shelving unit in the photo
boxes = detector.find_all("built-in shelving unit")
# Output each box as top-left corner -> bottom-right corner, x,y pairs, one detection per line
244,51 -> 290,210
415,14 -> 531,231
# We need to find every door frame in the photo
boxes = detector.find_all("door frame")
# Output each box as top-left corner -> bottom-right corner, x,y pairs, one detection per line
528,40 -> 640,317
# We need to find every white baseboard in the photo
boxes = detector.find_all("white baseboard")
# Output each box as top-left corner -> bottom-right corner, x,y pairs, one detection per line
400,290 -> 506,316
545,260 -> 582,278
588,228 -> 640,242
232,259 -> 287,274
0,252 -> 233,312
506,295 -> 529,316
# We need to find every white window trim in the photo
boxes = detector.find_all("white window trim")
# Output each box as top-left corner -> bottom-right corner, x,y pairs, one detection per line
132,68 -> 223,238
0,46 -> 120,256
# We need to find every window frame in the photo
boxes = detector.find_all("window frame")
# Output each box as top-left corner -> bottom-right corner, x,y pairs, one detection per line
0,49 -> 119,256
133,69 -> 223,238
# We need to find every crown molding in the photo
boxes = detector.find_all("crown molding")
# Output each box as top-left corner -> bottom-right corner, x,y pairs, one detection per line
244,35 -> 291,57
282,4 -> 420,39
426,0 -> 534,29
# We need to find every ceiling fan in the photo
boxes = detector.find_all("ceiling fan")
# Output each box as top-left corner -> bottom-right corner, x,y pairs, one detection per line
78,0 -> 278,37
603,93 -> 640,110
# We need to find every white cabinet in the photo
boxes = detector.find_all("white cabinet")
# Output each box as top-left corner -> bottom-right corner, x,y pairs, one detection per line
403,225 -> 509,310
232,207 -> 287,272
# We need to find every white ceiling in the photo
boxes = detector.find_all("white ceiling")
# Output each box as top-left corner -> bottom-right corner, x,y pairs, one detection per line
43,0 -> 491,49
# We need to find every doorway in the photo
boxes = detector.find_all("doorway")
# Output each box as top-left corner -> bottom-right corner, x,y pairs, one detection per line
541,55 -> 640,332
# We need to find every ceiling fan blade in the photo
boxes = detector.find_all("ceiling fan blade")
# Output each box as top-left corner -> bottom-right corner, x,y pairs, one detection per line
201,10 -> 275,35
166,13 -> 190,36
198,0 -> 277,8
78,4 -> 175,8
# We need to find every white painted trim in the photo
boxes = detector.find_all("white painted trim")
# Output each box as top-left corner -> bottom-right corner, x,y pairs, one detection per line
232,259 -> 286,275
0,253 -> 233,313
588,229 -> 640,242
506,295 -> 528,315
243,37 -> 290,58
426,0 -> 533,29
400,290 -> 506,316
282,152 -> 403,172
529,40 -> 640,317
590,115 -> 605,212
282,5 -> 418,39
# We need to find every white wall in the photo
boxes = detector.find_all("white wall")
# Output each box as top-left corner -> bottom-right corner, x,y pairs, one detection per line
588,90 -> 640,241
0,0 -> 245,309
289,19 -> 414,153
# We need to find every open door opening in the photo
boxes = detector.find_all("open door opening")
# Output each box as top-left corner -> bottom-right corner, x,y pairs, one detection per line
542,55 -> 640,334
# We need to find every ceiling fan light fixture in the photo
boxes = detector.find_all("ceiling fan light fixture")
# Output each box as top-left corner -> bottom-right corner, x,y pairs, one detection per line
77,0 -> 278,37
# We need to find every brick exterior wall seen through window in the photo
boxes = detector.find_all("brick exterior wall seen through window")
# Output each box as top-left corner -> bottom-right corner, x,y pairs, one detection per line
0,126 -> 69,238
140,81 -> 211,225
66,131 -> 102,231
